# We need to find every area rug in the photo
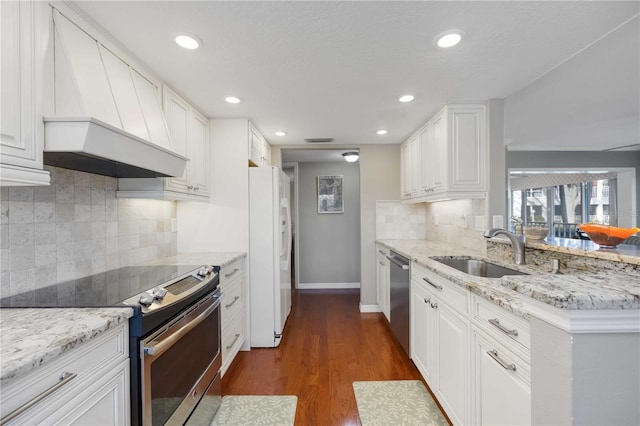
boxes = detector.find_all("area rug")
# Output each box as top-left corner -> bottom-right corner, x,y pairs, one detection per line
353,380 -> 448,426
211,395 -> 297,426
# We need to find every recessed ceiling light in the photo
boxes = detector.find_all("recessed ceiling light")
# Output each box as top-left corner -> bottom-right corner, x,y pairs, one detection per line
225,96 -> 241,104
275,131 -> 287,136
398,95 -> 415,103
376,130 -> 388,135
435,30 -> 464,48
173,32 -> 202,50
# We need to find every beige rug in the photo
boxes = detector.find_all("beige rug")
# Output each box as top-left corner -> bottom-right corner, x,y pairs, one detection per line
353,380 -> 448,426
211,395 -> 297,426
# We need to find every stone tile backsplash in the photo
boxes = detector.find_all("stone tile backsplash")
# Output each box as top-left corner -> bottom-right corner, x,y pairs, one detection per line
424,199 -> 487,253
376,201 -> 426,239
0,166 -> 177,297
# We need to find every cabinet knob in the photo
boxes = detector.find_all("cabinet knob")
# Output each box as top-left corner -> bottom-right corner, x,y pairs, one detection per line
424,297 -> 430,304
430,302 -> 438,309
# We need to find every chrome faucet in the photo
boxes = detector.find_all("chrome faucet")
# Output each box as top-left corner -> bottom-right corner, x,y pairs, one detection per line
484,228 -> 526,265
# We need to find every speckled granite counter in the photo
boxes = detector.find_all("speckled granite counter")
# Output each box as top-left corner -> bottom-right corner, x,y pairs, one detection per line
143,252 -> 246,268
377,239 -> 640,319
527,237 -> 640,265
0,308 -> 133,383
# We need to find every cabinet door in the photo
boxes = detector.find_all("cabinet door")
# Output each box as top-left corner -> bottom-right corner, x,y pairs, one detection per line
189,110 -> 210,195
400,141 -> 410,199
408,135 -> 421,196
430,112 -> 446,193
54,361 -> 130,426
418,124 -> 433,193
410,282 -> 435,384
434,300 -> 469,425
262,139 -> 271,166
473,328 -> 531,426
0,0 -> 43,170
249,126 -> 263,166
448,106 -> 485,191
382,261 -> 390,321
163,87 -> 190,193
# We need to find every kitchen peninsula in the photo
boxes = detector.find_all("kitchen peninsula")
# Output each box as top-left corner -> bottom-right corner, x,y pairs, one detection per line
376,237 -> 639,425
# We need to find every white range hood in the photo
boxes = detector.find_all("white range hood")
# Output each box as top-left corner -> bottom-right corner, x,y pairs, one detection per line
44,8 -> 188,178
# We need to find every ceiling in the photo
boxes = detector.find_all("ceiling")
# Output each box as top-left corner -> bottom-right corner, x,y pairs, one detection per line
74,1 -> 638,148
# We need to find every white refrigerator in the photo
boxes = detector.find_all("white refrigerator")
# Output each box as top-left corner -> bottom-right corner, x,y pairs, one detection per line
249,166 -> 292,347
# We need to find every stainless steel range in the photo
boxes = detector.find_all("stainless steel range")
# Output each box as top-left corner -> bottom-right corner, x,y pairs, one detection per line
0,264 -> 222,426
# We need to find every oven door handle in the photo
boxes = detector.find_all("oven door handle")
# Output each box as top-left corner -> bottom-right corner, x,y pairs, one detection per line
144,295 -> 221,358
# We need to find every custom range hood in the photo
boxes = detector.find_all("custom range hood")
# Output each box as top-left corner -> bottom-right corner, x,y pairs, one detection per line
44,8 -> 188,178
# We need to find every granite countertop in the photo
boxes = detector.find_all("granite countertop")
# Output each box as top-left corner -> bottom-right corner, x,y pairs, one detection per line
0,252 -> 246,384
0,307 -> 133,383
143,252 -> 246,268
526,237 -> 640,265
377,239 -> 640,319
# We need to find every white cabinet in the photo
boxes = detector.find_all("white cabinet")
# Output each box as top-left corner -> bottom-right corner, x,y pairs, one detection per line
471,296 -> 531,425
410,263 -> 470,425
220,257 -> 247,376
117,86 -> 210,200
0,0 -> 50,186
401,104 -> 486,202
472,328 -> 531,425
249,123 -> 271,167
1,324 -> 130,425
375,245 -> 390,321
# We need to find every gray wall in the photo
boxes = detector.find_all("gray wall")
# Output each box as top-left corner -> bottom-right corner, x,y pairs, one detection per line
359,145 -> 401,306
298,161 -> 360,285
504,16 -> 639,151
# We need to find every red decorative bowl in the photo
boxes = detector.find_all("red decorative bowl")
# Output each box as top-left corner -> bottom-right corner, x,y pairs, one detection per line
578,224 -> 640,248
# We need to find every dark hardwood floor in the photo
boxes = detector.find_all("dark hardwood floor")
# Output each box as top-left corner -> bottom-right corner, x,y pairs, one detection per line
222,289 -> 428,425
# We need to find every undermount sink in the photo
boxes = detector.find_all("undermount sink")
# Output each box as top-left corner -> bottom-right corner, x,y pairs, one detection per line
432,258 -> 528,278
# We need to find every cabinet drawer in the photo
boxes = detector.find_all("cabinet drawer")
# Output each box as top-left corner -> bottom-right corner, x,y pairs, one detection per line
219,257 -> 245,288
473,296 -> 530,351
376,244 -> 389,257
1,325 -> 127,423
412,262 -> 469,315
221,277 -> 244,328
221,310 -> 244,372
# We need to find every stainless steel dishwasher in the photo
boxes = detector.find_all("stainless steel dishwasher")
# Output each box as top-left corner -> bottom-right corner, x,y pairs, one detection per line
387,250 -> 410,355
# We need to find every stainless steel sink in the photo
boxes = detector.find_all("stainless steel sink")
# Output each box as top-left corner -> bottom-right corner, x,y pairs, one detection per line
432,258 -> 528,278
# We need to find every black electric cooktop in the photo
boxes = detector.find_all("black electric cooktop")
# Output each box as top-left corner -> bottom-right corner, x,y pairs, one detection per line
0,265 -> 202,308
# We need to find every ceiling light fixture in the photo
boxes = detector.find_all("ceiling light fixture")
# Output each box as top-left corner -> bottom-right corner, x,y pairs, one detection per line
376,130 -> 388,135
435,30 -> 464,48
342,151 -> 359,163
173,32 -> 202,50
398,95 -> 415,103
225,96 -> 241,104
275,131 -> 287,136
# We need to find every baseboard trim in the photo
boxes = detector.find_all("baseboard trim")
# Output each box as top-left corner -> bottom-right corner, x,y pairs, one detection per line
359,304 -> 382,313
297,282 -> 360,290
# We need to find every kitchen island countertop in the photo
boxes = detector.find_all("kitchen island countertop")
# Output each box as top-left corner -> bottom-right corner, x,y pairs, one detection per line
377,239 -> 640,318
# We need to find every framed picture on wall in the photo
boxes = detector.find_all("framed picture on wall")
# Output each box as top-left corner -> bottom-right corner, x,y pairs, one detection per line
317,175 -> 344,213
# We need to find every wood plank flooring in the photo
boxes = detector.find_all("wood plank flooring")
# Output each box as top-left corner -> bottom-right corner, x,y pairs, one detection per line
222,289 -> 433,425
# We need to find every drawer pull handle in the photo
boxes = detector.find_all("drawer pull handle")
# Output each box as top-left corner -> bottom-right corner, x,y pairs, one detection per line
378,250 -> 386,255
487,350 -> 517,371
489,318 -> 518,336
423,277 -> 443,290
226,333 -> 241,350
225,296 -> 240,308
0,372 -> 77,424
225,268 -> 240,278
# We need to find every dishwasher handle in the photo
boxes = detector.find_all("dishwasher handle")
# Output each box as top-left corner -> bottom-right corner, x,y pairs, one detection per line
386,255 -> 409,270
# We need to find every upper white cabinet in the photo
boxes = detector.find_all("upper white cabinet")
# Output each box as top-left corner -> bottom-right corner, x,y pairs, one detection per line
0,0 -> 50,186
117,86 -> 210,200
401,104 -> 486,202
249,123 -> 271,167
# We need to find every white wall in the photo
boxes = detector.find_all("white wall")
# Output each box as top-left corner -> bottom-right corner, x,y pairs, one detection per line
177,119 -> 249,253
505,16 -> 639,151
359,144 -> 401,306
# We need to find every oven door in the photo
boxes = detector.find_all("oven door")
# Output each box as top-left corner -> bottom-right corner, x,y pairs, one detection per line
142,290 -> 221,426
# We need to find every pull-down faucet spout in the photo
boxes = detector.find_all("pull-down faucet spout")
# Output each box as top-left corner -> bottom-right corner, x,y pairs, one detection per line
484,228 -> 526,265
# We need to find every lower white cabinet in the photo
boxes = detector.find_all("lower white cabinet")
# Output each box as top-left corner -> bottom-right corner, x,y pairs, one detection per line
375,245 -> 390,321
472,327 -> 531,425
1,324 -> 130,425
220,257 -> 247,376
410,275 -> 469,425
